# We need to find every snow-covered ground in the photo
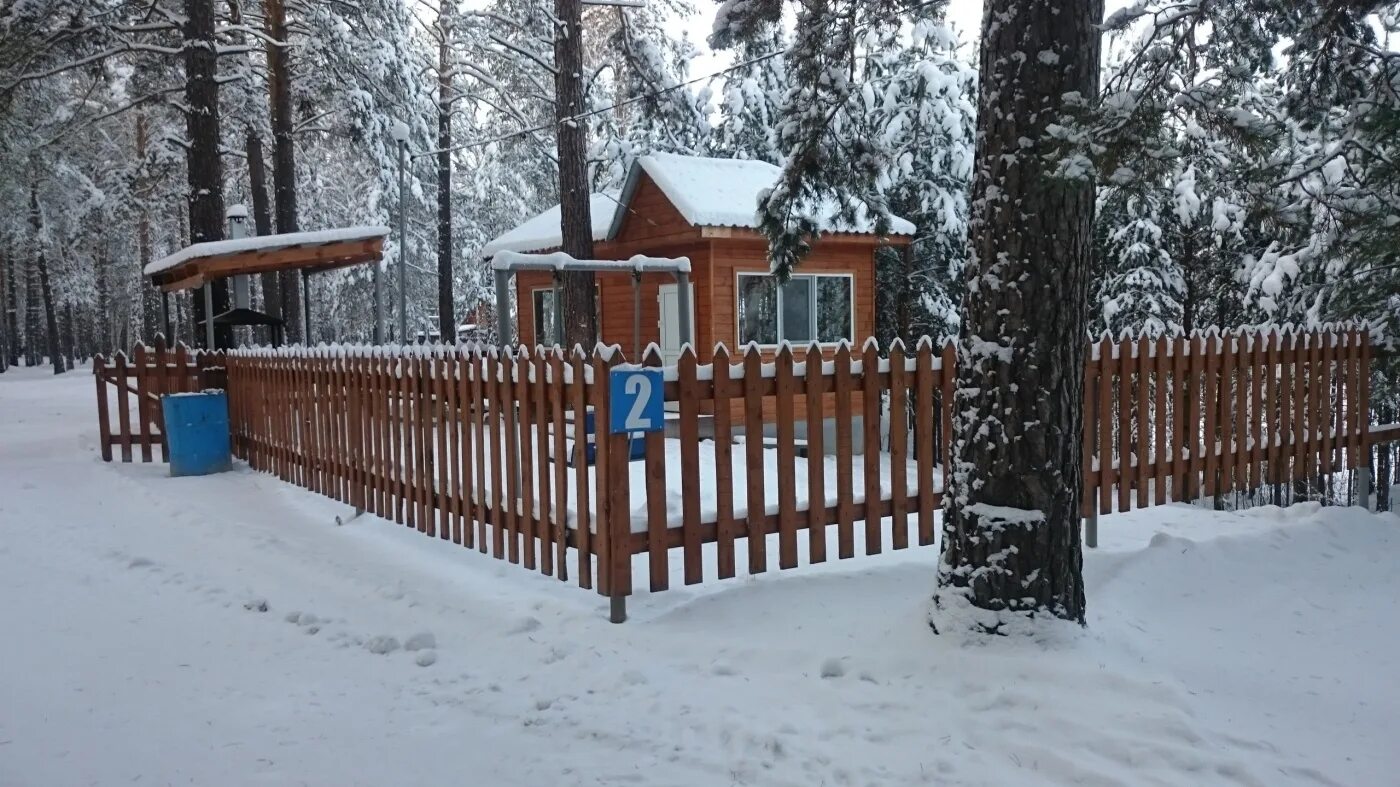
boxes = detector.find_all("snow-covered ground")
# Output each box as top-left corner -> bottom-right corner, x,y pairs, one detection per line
3,365 -> 1398,786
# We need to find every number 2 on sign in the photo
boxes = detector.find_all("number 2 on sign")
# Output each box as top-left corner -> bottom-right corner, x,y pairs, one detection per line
609,368 -> 663,434
624,374 -> 653,431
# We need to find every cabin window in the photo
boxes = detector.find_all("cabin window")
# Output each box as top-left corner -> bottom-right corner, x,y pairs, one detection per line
737,273 -> 853,345
533,289 -> 555,345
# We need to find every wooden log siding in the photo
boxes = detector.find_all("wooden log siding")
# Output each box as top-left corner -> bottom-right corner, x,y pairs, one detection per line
205,326 -> 1379,608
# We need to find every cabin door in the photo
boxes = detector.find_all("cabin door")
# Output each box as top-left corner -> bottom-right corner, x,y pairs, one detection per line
657,282 -> 695,365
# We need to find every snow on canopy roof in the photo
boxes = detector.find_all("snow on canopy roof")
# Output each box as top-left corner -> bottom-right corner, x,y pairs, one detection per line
616,152 -> 917,237
479,192 -> 619,257
145,226 -> 389,276
479,153 -> 914,258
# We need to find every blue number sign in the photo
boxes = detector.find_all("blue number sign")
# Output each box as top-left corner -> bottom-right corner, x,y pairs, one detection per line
609,368 -> 664,434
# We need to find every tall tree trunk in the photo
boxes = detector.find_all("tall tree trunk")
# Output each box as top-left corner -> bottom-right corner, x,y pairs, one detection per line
29,181 -> 65,375
136,113 -> 160,342
96,244 -> 112,353
25,219 -> 42,366
553,0 -> 597,348
265,0 -> 302,343
0,246 -> 8,373
184,0 -> 230,349
63,300 -> 77,367
246,130 -> 279,331
3,241 -> 15,368
937,0 -> 1102,629
436,15 -> 455,338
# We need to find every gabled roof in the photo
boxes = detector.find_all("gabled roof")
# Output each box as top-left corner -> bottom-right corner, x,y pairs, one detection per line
612,152 -> 917,238
479,192 -> 619,257
479,153 -> 914,258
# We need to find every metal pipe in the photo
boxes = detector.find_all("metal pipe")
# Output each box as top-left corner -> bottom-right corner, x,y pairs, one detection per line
373,254 -> 383,344
675,270 -> 694,352
160,289 -> 171,341
302,272 -> 312,344
494,268 -> 512,347
397,138 -> 408,344
632,272 -> 640,359
202,282 -> 215,349
552,274 -> 563,347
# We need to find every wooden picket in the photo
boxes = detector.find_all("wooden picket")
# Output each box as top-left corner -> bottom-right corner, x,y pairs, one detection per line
94,339 -> 224,463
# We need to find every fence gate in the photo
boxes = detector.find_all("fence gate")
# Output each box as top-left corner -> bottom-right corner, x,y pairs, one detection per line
93,338 -> 225,463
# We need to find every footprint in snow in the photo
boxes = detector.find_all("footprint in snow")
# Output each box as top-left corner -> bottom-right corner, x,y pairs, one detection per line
364,635 -> 400,655
819,658 -> 845,679
404,631 -> 437,652
243,599 -> 270,613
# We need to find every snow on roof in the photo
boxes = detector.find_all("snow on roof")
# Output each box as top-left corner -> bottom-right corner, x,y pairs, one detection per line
479,154 -> 914,258
479,192 -> 620,257
619,152 -> 917,237
145,226 -> 389,276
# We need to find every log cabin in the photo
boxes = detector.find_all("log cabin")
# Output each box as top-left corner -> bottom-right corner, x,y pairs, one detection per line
482,152 -> 915,444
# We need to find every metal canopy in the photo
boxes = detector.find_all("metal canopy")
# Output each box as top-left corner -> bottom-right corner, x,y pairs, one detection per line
491,251 -> 694,353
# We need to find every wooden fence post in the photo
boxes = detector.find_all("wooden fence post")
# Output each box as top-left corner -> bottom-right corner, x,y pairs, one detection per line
94,355 -> 112,462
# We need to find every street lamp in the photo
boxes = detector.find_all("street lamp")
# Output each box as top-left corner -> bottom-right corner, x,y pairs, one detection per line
390,119 -> 410,344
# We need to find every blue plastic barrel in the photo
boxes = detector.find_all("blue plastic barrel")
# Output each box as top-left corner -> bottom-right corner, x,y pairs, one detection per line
161,391 -> 232,477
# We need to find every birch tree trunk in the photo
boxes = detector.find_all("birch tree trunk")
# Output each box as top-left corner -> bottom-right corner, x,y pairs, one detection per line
937,0 -> 1102,629
2,242 -> 16,368
553,0 -> 598,348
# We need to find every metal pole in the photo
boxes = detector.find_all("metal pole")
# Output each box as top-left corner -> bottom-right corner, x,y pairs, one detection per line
1085,511 -> 1098,549
160,289 -> 171,341
1359,466 -> 1374,512
552,274 -> 563,347
494,268 -> 512,347
397,139 -> 408,344
373,257 -> 383,345
302,271 -> 312,344
632,272 -> 640,359
202,283 -> 215,350
675,270 -> 694,352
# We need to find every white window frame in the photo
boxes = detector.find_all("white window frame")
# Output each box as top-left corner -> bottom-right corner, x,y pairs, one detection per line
735,271 -> 855,348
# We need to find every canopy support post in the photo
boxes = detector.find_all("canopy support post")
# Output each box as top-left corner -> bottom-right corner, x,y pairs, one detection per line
302,272 -> 311,345
160,289 -> 171,342
632,271 -> 641,359
675,270 -> 694,352
494,268 -> 512,347
552,274 -> 564,347
202,283 -> 215,350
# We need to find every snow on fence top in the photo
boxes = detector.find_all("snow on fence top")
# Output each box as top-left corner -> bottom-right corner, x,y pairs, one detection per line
479,153 -> 916,257
145,226 -> 390,276
491,250 -> 692,274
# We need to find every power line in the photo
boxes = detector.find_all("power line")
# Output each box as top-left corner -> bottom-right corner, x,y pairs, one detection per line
411,0 -> 947,159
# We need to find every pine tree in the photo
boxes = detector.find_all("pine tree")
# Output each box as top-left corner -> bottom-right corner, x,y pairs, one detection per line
710,21 -> 786,164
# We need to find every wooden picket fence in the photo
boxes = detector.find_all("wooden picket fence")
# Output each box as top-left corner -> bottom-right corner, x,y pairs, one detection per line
214,325 -> 1381,615
94,338 -> 226,463
1083,326 -> 1373,516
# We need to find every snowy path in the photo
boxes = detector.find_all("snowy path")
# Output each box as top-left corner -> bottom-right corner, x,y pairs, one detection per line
3,367 -> 1398,786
